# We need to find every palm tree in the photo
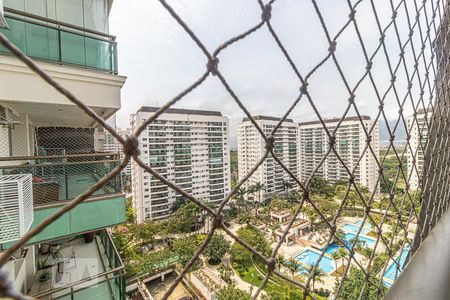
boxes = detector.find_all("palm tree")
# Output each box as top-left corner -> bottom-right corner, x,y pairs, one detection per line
349,237 -> 365,252
236,187 -> 247,201
285,258 -> 302,279
330,250 -> 341,275
283,180 -> 293,199
334,229 -> 346,245
304,263 -> 326,290
253,182 -> 264,217
276,254 -> 285,271
254,182 -> 264,202
337,247 -> 347,270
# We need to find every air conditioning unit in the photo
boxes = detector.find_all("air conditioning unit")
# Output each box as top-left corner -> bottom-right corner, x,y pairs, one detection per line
0,174 -> 34,243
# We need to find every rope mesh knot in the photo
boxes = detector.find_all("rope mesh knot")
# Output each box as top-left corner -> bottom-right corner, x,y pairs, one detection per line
265,135 -> 275,151
207,57 -> 219,76
261,4 -> 272,22
123,136 -> 140,157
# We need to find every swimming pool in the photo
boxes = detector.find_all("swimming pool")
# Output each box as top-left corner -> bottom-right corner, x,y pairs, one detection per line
323,243 -> 342,255
342,223 -> 370,235
344,232 -> 375,247
295,249 -> 335,273
354,220 -> 370,226
383,247 -> 410,285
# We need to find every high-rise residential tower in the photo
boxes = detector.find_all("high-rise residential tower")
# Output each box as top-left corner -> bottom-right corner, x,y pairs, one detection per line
299,116 -> 379,191
0,1 -> 127,298
407,109 -> 432,191
237,116 -> 300,200
130,107 -> 230,222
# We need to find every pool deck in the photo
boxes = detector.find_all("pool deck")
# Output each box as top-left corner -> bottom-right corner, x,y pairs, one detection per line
271,217 -> 400,292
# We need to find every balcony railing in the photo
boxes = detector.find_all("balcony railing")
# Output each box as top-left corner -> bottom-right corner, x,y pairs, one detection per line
0,153 -> 122,207
0,9 -> 117,73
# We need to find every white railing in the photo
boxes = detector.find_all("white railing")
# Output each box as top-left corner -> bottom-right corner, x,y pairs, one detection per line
0,174 -> 33,243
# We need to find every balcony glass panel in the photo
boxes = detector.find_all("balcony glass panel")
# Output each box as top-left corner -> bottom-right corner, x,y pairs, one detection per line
60,31 -> 86,66
0,17 -> 117,72
26,22 -> 59,60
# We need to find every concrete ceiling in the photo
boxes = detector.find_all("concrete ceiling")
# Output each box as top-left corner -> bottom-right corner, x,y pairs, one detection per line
1,100 -> 116,128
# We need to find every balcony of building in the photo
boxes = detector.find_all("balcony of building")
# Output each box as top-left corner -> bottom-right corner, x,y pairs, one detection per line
0,7 -> 125,125
0,152 -> 125,248
0,95 -> 125,247
25,230 -> 125,300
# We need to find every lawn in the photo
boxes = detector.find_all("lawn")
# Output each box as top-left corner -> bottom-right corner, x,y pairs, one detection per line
234,261 -> 326,300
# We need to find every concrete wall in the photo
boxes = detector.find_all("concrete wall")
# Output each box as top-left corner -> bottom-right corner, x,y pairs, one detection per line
2,246 -> 34,293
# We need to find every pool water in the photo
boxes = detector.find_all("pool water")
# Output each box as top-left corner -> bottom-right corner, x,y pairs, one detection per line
342,223 -> 370,235
295,249 -> 334,273
354,220 -> 369,226
344,232 -> 375,247
324,243 -> 341,254
383,247 -> 410,283
341,221 -> 375,247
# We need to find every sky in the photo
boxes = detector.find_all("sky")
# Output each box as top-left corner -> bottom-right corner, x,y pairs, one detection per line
109,0 -> 437,148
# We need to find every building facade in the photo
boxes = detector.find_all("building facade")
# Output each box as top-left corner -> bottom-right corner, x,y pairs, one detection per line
0,1 -> 126,298
95,118 -> 133,190
299,116 -> 380,191
407,109 -> 431,191
130,107 -> 231,222
237,116 -> 299,200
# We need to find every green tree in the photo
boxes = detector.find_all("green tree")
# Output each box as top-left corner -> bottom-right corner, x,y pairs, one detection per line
276,254 -> 285,271
253,182 -> 264,216
236,187 -> 247,201
337,247 -> 347,268
283,180 -> 294,198
336,267 -> 387,300
216,284 -> 252,300
125,197 -> 135,223
171,197 -> 187,212
168,202 -> 201,233
172,237 -> 198,267
236,210 -> 252,225
304,263 -> 326,290
285,257 -> 302,279
203,234 -> 231,264
230,242 -> 252,266
236,226 -> 271,256
330,250 -> 341,274
310,176 -> 334,197
334,229 -> 346,245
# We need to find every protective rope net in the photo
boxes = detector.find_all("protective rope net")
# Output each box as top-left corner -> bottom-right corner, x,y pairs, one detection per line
0,0 -> 449,299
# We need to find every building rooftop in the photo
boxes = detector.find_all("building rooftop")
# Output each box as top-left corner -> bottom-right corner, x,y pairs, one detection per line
137,106 -> 222,117
242,115 -> 294,122
416,108 -> 432,115
298,115 -> 371,126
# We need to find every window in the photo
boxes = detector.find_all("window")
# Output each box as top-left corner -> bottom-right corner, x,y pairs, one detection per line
5,0 -> 110,33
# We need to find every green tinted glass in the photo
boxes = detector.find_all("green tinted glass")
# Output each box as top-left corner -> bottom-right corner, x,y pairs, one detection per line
85,37 -> 111,70
0,17 -> 116,72
25,23 -> 59,60
0,18 -> 25,52
60,31 -> 86,66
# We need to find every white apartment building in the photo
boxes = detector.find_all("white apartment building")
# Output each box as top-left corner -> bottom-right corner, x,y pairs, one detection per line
95,121 -> 133,176
299,116 -> 380,191
131,107 -> 231,222
94,116 -> 132,191
407,109 -> 432,190
237,116 -> 299,201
